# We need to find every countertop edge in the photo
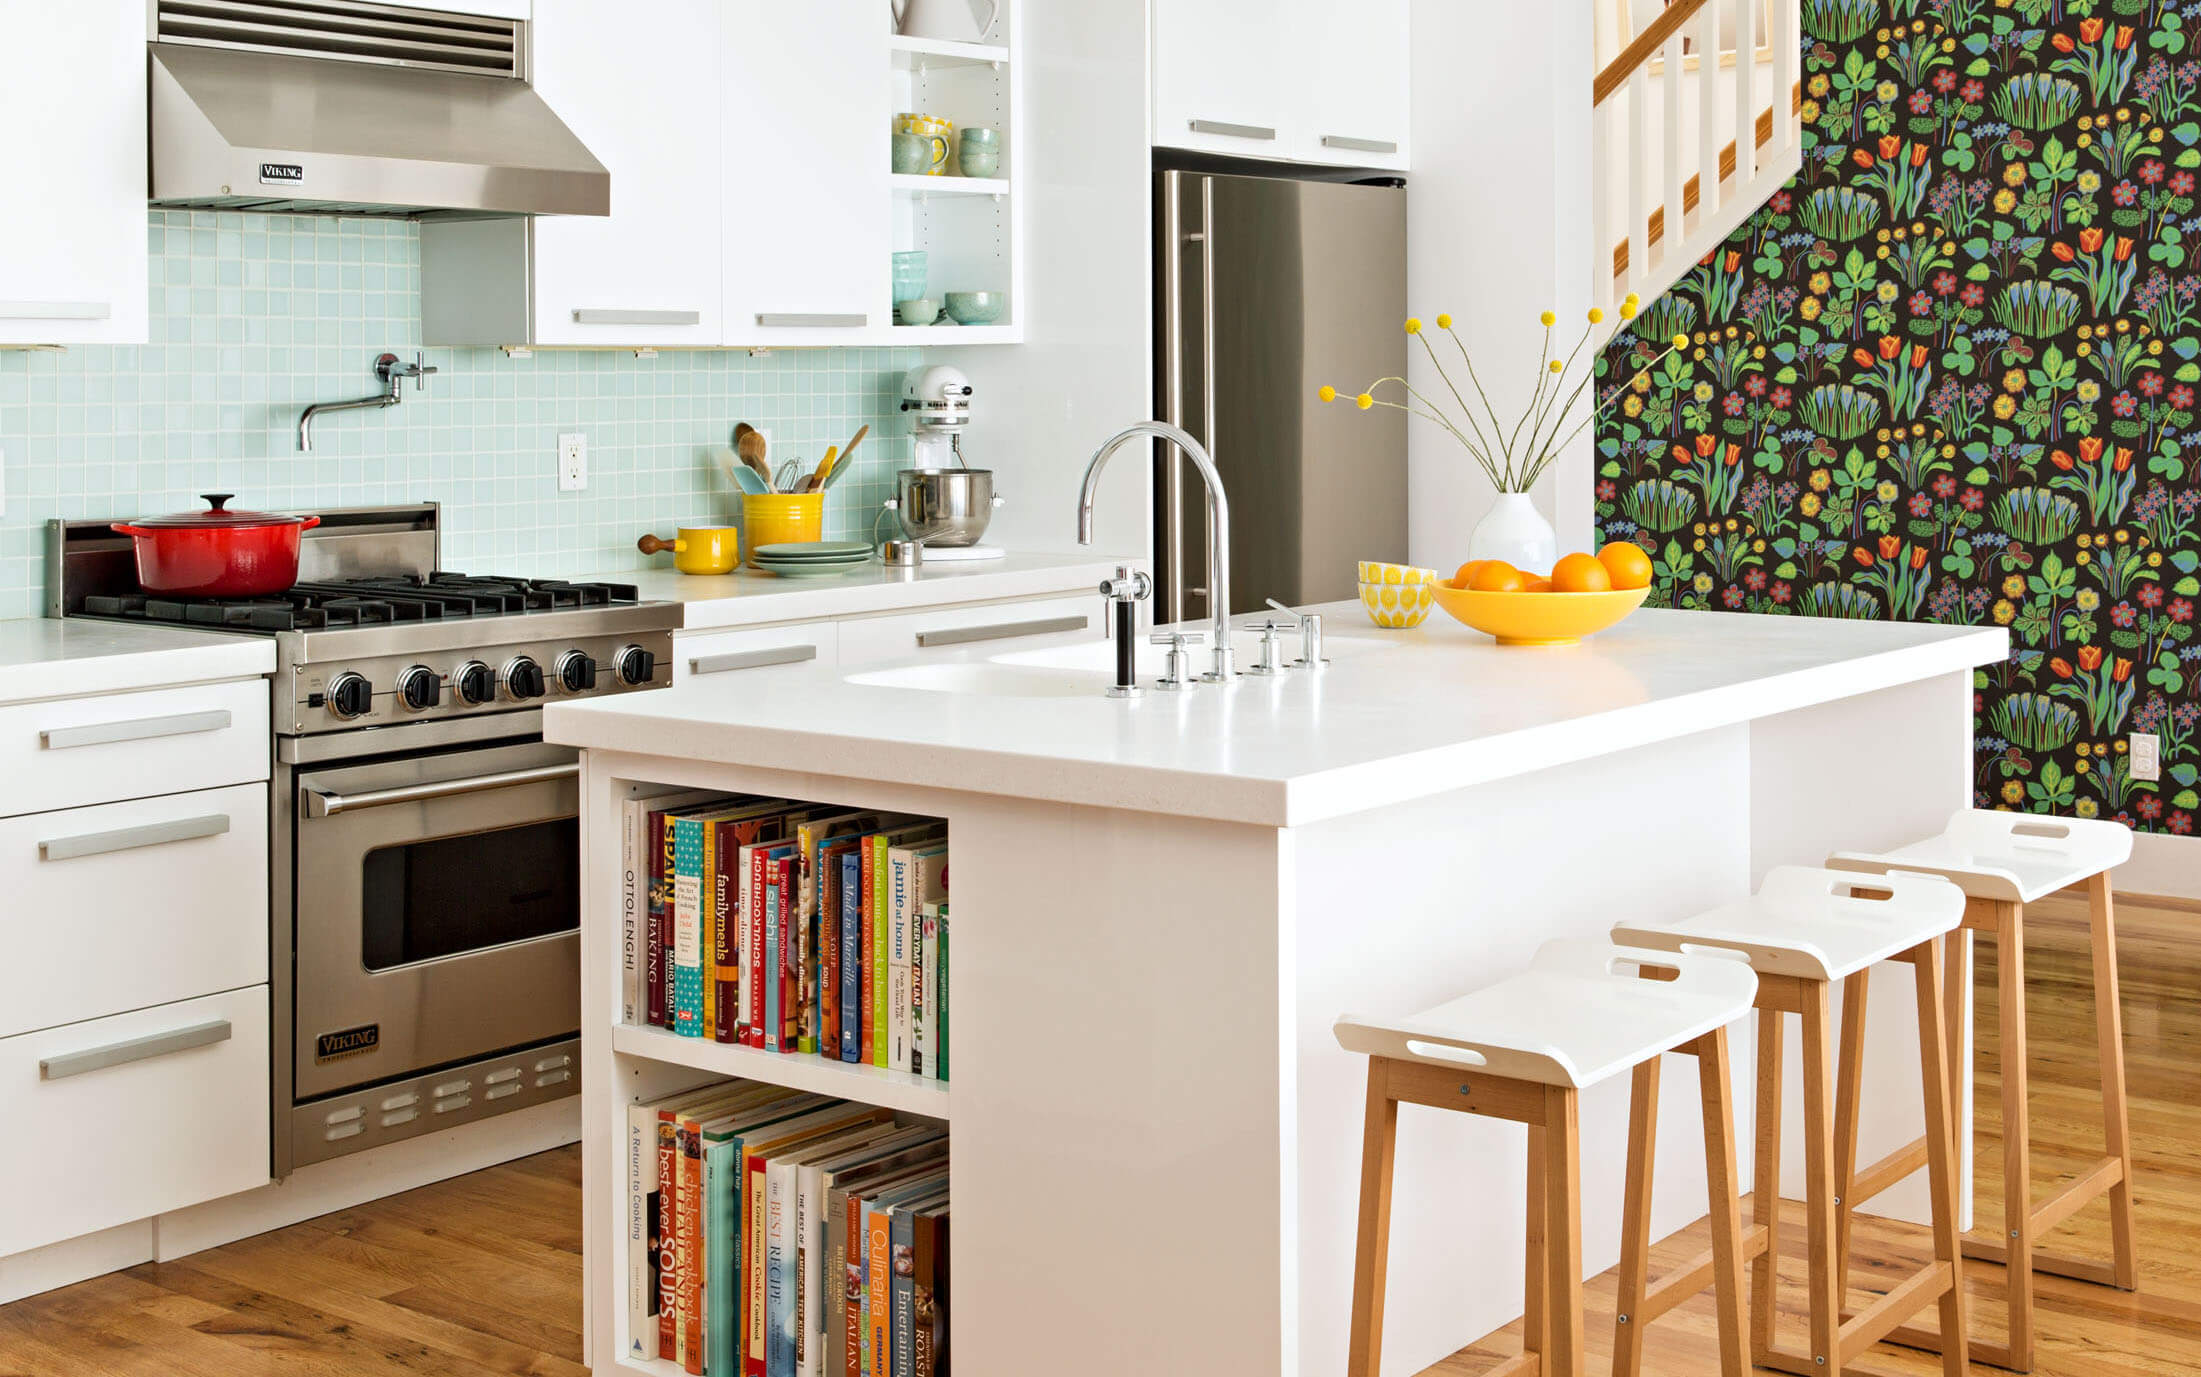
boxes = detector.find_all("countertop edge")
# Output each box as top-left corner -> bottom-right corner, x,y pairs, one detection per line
0,636 -> 277,709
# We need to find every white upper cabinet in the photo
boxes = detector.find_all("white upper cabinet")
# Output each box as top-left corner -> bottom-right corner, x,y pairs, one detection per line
1153,0 -> 1409,170
723,1 -> 889,345
0,0 -> 148,345
526,0 -> 724,346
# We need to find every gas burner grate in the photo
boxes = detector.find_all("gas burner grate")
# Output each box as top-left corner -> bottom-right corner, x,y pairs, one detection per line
77,574 -> 643,632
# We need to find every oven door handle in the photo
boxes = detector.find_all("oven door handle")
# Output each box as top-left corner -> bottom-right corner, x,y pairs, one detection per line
301,762 -> 580,818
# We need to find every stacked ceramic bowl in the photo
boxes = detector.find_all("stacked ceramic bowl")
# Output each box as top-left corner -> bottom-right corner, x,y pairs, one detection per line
751,540 -> 874,577
1356,560 -> 1437,628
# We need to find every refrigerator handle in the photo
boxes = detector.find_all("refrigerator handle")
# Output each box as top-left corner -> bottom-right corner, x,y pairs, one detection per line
1162,173 -> 1187,627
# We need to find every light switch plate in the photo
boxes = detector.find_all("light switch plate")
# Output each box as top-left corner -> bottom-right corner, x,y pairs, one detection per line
557,432 -> 587,492
2132,732 -> 2161,782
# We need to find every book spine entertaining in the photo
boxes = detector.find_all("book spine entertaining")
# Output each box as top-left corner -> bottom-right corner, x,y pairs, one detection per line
890,1207 -> 916,1377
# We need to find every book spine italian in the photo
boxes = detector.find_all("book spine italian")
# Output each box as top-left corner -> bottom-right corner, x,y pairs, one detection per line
841,850 -> 863,1062
679,1120 -> 706,1373
647,810 -> 673,1026
819,849 -> 842,1058
935,908 -> 949,1083
778,854 -> 800,1054
658,1114 -> 681,1359
671,816 -> 706,1037
621,799 -> 641,1024
628,1103 -> 660,1360
910,1212 -> 939,1377
865,1201 -> 892,1377
869,837 -> 889,1067
887,850 -> 913,1073
845,1193 -> 867,1377
713,822 -> 740,1045
746,845 -> 770,1048
890,1206 -> 915,1377
765,1159 -> 796,1377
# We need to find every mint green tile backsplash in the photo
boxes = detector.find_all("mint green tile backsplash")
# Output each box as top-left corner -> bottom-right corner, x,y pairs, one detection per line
0,210 -> 920,618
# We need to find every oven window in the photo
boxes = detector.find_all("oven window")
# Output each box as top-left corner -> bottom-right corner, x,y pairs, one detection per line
360,818 -> 579,969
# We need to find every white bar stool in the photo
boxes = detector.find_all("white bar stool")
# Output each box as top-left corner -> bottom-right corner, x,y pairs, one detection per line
1612,866 -> 1969,1377
1830,809 -> 2137,1372
1334,940 -> 1759,1377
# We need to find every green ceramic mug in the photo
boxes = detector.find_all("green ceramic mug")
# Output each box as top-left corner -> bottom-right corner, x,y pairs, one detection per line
894,112 -> 953,175
891,132 -> 930,175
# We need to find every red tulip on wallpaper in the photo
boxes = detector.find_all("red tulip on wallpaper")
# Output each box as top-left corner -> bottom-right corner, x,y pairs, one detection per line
2079,436 -> 2104,463
2080,17 -> 2104,41
2080,227 -> 2104,253
2080,645 -> 2105,672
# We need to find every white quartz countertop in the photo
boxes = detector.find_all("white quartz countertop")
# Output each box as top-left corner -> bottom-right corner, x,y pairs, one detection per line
0,618 -> 276,707
582,551 -> 1135,631
545,606 -> 2008,827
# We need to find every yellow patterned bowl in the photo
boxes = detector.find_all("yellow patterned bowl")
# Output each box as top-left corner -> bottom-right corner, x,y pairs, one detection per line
1357,560 -> 1438,586
1429,583 -> 1650,646
1358,580 -> 1435,629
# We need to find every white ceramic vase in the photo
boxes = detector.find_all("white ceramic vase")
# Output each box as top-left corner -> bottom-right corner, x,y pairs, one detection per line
1465,492 -> 1559,573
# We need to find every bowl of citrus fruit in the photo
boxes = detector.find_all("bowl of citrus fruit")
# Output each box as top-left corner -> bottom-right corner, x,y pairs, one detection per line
1430,542 -> 1654,646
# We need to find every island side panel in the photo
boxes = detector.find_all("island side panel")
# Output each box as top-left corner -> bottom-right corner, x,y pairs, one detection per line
1749,669 -> 1976,1228
1291,725 -> 1755,1377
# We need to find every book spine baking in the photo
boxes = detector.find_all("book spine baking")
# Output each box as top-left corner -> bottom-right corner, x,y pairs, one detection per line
843,849 -> 865,1063
628,1103 -> 660,1360
658,1114 -> 681,1359
621,799 -> 641,1025
671,816 -> 706,1037
887,850 -> 913,1074
869,837 -> 889,1067
746,845 -> 770,1048
647,810 -> 672,1026
778,854 -> 799,1054
890,1206 -> 915,1377
714,822 -> 740,1045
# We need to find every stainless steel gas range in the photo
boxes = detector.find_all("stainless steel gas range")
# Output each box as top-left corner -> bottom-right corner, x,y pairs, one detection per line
51,503 -> 678,1175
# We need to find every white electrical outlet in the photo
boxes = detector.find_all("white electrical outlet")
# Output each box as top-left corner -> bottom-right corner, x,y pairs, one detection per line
2132,732 -> 2161,782
557,432 -> 587,492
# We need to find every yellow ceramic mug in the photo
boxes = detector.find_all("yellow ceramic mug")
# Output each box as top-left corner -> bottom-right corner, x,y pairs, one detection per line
636,524 -> 739,575
895,112 -> 954,175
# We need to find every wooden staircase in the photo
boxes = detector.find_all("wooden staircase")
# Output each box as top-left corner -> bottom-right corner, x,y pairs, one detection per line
1593,0 -> 1804,313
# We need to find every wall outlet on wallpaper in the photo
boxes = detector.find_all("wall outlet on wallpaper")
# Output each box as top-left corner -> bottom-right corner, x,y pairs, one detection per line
2132,733 -> 2161,783
557,432 -> 587,492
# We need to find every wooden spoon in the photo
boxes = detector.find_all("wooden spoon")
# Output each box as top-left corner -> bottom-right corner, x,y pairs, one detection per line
735,426 -> 772,485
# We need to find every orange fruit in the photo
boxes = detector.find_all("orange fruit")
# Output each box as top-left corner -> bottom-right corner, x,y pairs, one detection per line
1525,576 -> 1555,592
1467,559 -> 1526,592
1551,552 -> 1613,593
1454,559 -> 1489,586
1597,540 -> 1654,590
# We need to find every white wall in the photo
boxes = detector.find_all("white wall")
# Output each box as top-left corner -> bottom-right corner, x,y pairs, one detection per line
936,5 -> 1151,562
1407,0 -> 1599,571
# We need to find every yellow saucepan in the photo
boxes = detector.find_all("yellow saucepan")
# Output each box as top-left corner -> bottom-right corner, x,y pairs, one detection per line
637,524 -> 740,576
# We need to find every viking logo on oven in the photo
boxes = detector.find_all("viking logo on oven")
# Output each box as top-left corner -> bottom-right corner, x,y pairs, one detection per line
259,162 -> 304,186
316,1023 -> 380,1061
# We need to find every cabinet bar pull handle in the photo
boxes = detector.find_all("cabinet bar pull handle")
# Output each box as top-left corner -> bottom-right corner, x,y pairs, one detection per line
40,709 -> 232,750
754,313 -> 868,328
1321,135 -> 1399,154
40,1020 -> 233,1081
571,309 -> 702,326
1188,119 -> 1276,141
688,645 -> 819,675
39,813 -> 230,862
915,614 -> 1090,648
0,300 -> 110,321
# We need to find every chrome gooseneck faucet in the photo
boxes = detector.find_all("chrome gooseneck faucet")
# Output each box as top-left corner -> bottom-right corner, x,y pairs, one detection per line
298,351 -> 437,452
1079,420 -> 1234,682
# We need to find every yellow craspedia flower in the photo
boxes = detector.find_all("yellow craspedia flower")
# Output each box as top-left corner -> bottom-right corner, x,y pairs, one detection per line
1404,317 -> 1421,334
1625,292 -> 1640,307
1435,313 -> 1453,329
1548,360 -> 1563,374
1355,392 -> 1373,410
1620,299 -> 1638,319
1589,307 -> 1605,324
1318,385 -> 1337,403
1540,310 -> 1556,327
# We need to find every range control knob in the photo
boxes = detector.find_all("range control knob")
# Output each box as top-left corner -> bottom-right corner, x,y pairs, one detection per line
454,660 -> 495,705
327,672 -> 374,720
396,665 -> 441,712
504,655 -> 546,701
555,650 -> 598,693
614,644 -> 657,686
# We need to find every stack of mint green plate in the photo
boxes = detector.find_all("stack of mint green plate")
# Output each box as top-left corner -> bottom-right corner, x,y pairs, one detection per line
751,540 -> 874,577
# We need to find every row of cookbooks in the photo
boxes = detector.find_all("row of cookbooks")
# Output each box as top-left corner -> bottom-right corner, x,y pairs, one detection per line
621,790 -> 949,1079
628,1081 -> 949,1377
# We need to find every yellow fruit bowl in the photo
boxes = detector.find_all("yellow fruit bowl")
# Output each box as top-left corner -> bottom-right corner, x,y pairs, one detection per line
1430,583 -> 1650,646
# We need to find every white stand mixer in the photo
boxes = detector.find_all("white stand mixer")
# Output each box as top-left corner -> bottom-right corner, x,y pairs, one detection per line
893,364 -> 1005,561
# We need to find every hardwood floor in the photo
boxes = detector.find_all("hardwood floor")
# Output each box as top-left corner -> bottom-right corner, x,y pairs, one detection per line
0,892 -> 2192,1375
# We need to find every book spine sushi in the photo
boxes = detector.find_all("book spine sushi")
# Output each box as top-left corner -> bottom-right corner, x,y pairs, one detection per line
628,1103 -> 661,1360
670,815 -> 707,1037
839,849 -> 863,1063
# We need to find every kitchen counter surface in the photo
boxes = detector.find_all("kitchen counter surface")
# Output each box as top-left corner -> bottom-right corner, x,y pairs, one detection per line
547,605 -> 2008,826
582,551 -> 1136,631
0,618 -> 276,706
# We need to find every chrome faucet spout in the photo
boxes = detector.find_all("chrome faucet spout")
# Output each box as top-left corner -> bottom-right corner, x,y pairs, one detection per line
298,351 -> 435,453
1079,420 -> 1234,681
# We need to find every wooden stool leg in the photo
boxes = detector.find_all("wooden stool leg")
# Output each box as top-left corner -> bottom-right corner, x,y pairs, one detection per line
2000,901 -> 2037,1371
2089,872 -> 2140,1291
1832,968 -> 1870,1307
1525,1123 -> 1550,1366
1913,936 -> 1971,1376
1613,1057 -> 1661,1377
1347,1058 -> 1399,1377
1751,1008 -> 1785,1367
1545,1085 -> 1586,1377
1944,927 -> 1969,1207
1696,1027 -> 1749,1377
1800,980 -> 1843,1375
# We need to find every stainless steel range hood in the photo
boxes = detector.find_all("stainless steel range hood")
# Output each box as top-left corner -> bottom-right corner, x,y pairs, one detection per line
148,2 -> 608,219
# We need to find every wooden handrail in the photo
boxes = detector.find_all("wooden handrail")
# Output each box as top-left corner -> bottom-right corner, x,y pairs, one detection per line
1594,0 -> 1711,106
1610,82 -> 1803,279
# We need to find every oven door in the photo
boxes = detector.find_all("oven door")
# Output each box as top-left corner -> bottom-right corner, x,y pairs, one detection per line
291,739 -> 580,1100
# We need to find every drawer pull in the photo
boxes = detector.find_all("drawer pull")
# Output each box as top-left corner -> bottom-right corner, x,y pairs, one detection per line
688,645 -> 819,676
39,812 -> 231,862
40,708 -> 232,750
0,299 -> 110,321
1321,134 -> 1398,154
754,313 -> 867,328
571,308 -> 701,326
1188,118 -> 1276,141
39,1019 -> 232,1081
915,614 -> 1090,648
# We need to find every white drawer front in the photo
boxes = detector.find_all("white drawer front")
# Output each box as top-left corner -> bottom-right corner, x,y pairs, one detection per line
673,622 -> 839,685
0,985 -> 270,1256
0,679 -> 269,818
837,595 -> 1102,668
0,782 -> 268,1040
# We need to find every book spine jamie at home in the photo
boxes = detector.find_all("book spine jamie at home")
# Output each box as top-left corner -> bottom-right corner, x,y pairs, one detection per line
778,854 -> 800,1054
671,816 -> 706,1037
647,809 -> 673,1026
657,1114 -> 681,1361
890,1206 -> 916,1377
628,1103 -> 660,1360
869,838 -> 890,1067
622,799 -> 641,1025
842,849 -> 864,1063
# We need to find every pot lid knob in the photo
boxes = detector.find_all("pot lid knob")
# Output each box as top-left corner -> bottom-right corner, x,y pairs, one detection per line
202,493 -> 234,511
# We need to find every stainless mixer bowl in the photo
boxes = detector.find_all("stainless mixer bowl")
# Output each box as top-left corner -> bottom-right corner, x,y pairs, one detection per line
885,468 -> 1004,547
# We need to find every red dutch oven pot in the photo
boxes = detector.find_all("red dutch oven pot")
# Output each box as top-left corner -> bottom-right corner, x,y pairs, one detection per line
112,494 -> 322,597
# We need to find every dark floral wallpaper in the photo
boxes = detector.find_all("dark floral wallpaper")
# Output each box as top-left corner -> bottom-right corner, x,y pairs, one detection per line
1595,0 -> 2201,833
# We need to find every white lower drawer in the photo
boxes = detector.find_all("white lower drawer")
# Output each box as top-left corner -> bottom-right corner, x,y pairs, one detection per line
0,782 -> 268,1040
836,594 -> 1101,667
0,678 -> 268,819
0,985 -> 270,1256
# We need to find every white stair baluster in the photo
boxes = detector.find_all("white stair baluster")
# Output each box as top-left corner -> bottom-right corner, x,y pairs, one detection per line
1627,65 -> 1649,300
1592,96 -> 1615,305
1699,1 -> 1723,234
1734,0 -> 1757,185
1663,28 -> 1685,281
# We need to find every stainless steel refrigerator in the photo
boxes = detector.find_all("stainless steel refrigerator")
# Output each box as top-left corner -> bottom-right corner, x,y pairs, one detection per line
1153,165 -> 1408,623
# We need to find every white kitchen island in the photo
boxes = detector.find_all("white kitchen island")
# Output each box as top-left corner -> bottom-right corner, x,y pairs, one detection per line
547,605 -> 2007,1377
